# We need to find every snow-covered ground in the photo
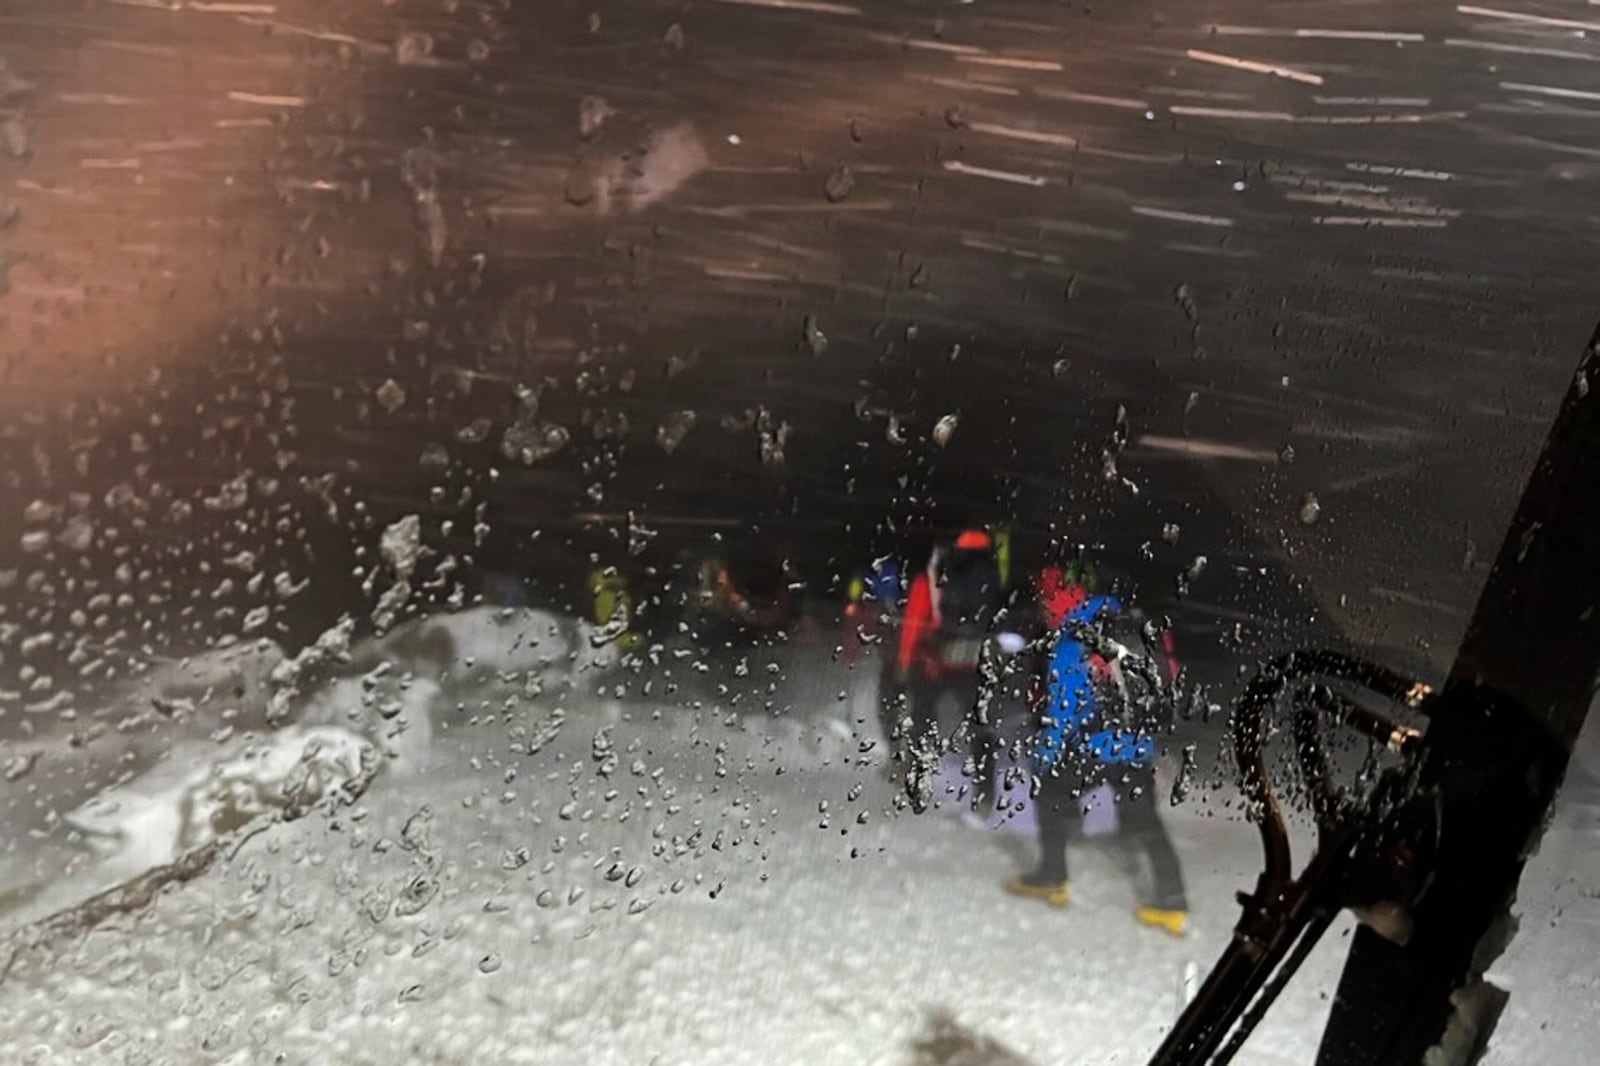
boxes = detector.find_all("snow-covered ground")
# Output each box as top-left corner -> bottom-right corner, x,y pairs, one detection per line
0,610 -> 1595,1065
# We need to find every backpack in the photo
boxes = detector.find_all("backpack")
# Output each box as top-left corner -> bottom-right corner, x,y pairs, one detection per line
1038,597 -> 1175,770
934,547 -> 1002,670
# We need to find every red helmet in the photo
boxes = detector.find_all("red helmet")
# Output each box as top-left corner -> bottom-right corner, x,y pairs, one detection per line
954,529 -> 993,552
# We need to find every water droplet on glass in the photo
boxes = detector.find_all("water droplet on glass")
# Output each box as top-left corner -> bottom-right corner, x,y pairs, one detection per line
1174,283 -> 1199,323
803,314 -> 829,356
376,379 -> 407,413
1176,556 -> 1207,599
579,96 -> 614,141
420,443 -> 450,471
501,406 -> 570,465
0,60 -> 35,102
395,875 -> 438,917
1171,743 -> 1198,805
885,414 -> 906,446
59,514 -> 94,552
395,32 -> 434,66
824,164 -> 855,203
657,410 -> 697,453
756,407 -> 791,467
4,752 -> 38,781
1,113 -> 27,158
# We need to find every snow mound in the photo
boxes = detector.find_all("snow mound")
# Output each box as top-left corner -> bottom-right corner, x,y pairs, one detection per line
358,605 -> 621,693
64,724 -> 372,875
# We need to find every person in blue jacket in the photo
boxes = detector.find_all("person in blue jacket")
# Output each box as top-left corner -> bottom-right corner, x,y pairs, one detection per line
841,557 -> 906,761
1006,563 -> 1189,936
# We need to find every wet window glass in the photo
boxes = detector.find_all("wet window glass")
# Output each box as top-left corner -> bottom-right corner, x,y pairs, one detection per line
2,2 -> 1598,1064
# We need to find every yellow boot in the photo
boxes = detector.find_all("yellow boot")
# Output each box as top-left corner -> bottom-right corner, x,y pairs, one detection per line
1135,906 -> 1188,937
1005,875 -> 1071,908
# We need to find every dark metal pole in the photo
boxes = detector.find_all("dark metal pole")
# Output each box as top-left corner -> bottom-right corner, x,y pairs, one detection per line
1316,323 -> 1600,1065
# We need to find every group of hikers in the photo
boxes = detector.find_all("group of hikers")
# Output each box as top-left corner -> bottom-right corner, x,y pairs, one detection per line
848,524 -> 1191,938
566,522 -> 1191,936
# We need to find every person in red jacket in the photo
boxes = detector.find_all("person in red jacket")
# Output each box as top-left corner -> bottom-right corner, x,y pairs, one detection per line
891,530 -> 1004,814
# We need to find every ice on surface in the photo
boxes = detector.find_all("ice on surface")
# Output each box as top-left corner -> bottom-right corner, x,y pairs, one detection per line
371,515 -> 423,634
268,616 -> 357,725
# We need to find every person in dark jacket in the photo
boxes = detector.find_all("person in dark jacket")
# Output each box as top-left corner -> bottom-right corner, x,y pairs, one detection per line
1006,563 -> 1189,936
892,529 -> 1005,814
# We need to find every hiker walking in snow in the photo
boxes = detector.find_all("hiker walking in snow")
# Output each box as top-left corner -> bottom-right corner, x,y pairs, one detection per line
839,557 -> 906,756
1006,563 -> 1190,936
891,528 -> 1005,814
